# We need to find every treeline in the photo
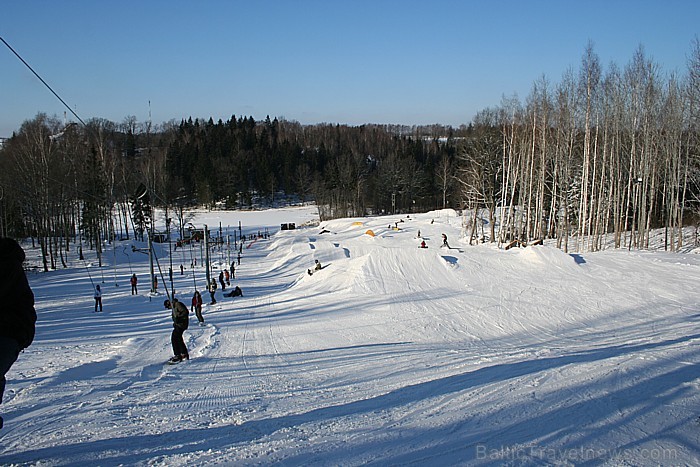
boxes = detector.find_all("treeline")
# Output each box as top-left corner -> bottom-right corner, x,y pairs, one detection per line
165,116 -> 459,218
459,41 -> 700,253
0,113 -> 460,271
1,40 -> 700,270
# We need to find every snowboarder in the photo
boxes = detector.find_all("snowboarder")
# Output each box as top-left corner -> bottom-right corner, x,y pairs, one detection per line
314,259 -> 322,271
191,290 -> 204,325
0,238 -> 37,430
218,270 -> 226,291
420,240 -> 427,248
224,286 -> 243,297
208,279 -> 217,304
164,298 -> 189,363
130,273 -> 138,295
94,284 -> 103,312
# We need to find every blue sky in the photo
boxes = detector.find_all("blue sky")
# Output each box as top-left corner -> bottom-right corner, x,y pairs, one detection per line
1,0 -> 698,136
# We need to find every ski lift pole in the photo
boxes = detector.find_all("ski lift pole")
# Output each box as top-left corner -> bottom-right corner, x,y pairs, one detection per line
113,242 -> 118,287
190,243 -> 197,289
147,228 -> 155,294
204,224 -> 211,287
167,215 -> 174,299
82,258 -> 95,289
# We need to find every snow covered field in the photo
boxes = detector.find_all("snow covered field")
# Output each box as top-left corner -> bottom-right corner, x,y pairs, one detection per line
1,205 -> 699,466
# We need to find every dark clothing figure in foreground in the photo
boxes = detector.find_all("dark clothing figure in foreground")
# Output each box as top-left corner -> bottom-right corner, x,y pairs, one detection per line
164,298 -> 189,363
0,238 -> 37,429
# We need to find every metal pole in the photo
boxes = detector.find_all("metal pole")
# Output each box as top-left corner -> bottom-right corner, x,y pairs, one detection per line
204,224 -> 211,287
148,230 -> 155,294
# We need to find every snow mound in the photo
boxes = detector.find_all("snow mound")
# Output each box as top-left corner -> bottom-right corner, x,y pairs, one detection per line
515,244 -> 583,273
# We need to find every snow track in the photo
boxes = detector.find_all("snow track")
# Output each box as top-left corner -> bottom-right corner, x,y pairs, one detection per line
1,207 -> 699,465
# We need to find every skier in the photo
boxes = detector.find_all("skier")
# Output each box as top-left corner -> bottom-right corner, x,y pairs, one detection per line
94,284 -> 103,312
130,274 -> 138,295
164,298 -> 189,363
218,270 -> 226,291
208,279 -> 217,304
191,290 -> 204,325
0,238 -> 37,430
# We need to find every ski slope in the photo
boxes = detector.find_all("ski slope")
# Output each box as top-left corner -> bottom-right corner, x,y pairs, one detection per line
1,206 -> 699,465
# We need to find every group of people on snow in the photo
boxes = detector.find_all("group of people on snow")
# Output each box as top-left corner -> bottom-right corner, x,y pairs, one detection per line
417,233 -> 449,249
88,261 -> 245,365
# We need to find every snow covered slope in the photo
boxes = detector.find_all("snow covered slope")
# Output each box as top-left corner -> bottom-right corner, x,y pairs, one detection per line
1,206 -> 698,465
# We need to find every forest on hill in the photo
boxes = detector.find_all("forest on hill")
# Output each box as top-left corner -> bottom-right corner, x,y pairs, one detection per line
1,40 -> 700,271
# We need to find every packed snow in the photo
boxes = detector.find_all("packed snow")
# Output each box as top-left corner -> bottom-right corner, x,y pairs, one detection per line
1,205 -> 699,466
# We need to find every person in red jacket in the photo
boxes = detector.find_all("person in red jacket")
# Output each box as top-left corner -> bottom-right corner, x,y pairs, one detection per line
0,238 -> 37,429
191,290 -> 204,325
130,274 -> 138,295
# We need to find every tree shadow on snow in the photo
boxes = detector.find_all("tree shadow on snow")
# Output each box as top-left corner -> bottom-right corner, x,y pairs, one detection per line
4,333 -> 698,466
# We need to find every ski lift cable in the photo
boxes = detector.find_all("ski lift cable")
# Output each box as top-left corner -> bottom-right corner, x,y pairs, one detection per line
1,36 -> 86,127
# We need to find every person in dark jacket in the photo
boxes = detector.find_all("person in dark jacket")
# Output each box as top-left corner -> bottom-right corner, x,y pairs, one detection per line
224,285 -> 243,297
0,238 -> 37,429
218,270 -> 226,291
191,290 -> 204,325
164,298 -> 189,363
208,279 -> 217,304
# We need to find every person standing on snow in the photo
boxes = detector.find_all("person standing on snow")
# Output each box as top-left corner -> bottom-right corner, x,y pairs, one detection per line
94,284 -> 103,312
442,233 -> 449,248
130,274 -> 138,295
208,279 -> 217,304
0,238 -> 37,430
224,269 -> 230,286
218,270 -> 226,291
164,298 -> 189,363
191,290 -> 204,325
